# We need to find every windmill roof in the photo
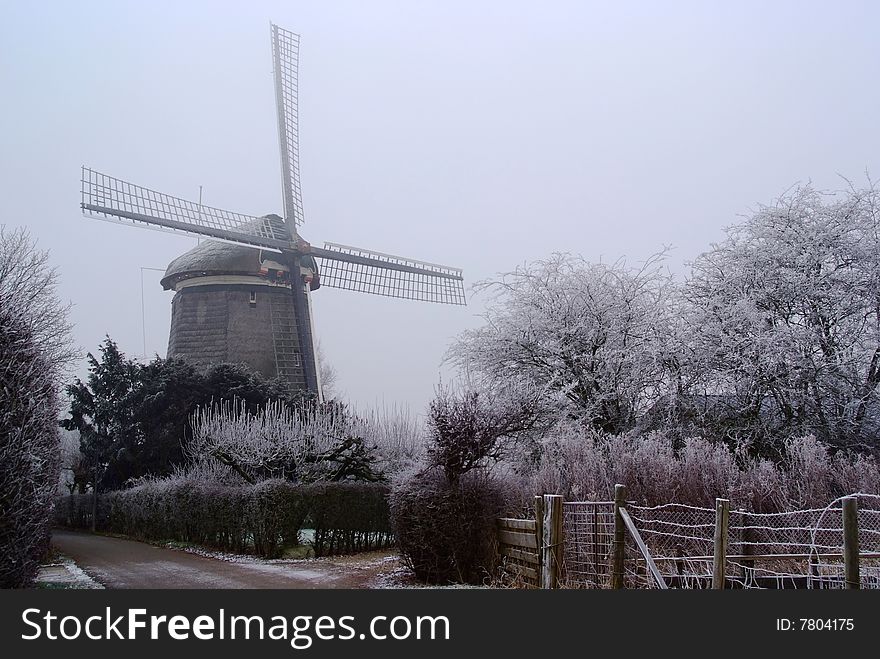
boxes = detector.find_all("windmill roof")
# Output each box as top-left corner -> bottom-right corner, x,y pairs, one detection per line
161,240 -> 268,289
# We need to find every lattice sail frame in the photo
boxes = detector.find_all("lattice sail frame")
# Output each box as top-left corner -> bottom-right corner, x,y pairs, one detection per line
81,167 -> 291,250
316,242 -> 467,305
271,23 -> 305,230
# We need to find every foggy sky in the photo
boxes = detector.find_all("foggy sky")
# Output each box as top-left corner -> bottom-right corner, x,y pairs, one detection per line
2,0 -> 879,416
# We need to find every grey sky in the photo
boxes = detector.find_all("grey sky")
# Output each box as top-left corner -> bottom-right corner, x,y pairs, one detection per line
2,0 -> 879,415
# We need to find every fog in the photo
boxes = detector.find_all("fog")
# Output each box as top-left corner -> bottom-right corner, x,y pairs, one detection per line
2,0 -> 878,415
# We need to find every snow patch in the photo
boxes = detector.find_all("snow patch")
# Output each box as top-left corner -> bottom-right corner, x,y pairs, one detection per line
38,556 -> 104,589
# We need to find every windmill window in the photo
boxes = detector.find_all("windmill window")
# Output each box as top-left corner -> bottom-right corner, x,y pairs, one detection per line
249,291 -> 257,306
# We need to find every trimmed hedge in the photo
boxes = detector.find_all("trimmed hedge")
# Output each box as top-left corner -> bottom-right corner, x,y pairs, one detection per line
55,480 -> 392,558
303,483 -> 394,557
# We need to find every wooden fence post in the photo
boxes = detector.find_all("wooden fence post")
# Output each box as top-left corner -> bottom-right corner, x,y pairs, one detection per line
612,484 -> 626,589
712,498 -> 730,590
534,495 -> 544,587
842,496 -> 860,590
541,494 -> 563,589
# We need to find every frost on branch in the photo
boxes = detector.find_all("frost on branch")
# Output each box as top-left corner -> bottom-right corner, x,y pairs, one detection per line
684,183 -> 880,450
188,400 -> 385,483
427,384 -> 542,485
0,226 -> 76,375
447,252 -> 677,434
0,226 -> 74,588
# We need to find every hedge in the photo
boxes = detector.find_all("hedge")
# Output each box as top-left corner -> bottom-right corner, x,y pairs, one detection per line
303,483 -> 394,557
55,480 -> 392,558
0,316 -> 61,588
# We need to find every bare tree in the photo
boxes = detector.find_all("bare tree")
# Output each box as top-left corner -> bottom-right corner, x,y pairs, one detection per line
316,341 -> 339,401
57,429 -> 88,495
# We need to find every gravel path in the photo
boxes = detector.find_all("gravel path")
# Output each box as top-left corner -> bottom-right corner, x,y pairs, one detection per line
51,530 -> 389,589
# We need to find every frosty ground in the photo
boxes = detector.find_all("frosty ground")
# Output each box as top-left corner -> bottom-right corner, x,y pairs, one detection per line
46,531 -> 413,589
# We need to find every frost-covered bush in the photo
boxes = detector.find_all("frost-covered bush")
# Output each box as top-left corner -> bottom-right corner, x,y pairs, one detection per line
530,424 -> 880,510
387,384 -> 540,585
0,317 -> 61,587
427,385 -> 540,486
390,468 -> 505,585
188,400 -> 387,483
249,480 -> 308,557
605,433 -> 679,504
780,436 -> 880,508
358,404 -> 426,476
0,227 -> 74,588
671,437 -> 738,505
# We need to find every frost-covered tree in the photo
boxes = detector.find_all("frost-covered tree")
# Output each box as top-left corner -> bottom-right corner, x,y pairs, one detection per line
447,252 -> 677,433
0,226 -> 75,369
188,400 -> 384,483
684,183 -> 880,451
0,226 -> 74,587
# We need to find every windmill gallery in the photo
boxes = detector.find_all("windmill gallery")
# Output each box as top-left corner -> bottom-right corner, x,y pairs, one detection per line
80,23 -> 466,400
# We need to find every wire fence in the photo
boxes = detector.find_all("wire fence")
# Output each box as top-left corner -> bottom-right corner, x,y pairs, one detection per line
562,494 -> 880,589
562,502 -> 614,588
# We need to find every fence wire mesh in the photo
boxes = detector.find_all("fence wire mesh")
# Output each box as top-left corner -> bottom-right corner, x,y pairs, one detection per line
562,502 -> 614,588
562,494 -> 880,589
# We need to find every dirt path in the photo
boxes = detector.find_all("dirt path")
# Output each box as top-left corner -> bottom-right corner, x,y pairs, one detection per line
51,530 -> 391,589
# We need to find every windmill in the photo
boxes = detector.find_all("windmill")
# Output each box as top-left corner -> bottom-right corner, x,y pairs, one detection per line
80,24 -> 466,400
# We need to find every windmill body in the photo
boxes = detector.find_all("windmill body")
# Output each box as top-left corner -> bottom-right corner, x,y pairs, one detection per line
160,235 -> 320,391
81,24 -> 465,398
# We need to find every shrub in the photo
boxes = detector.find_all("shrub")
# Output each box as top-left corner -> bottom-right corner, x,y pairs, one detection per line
249,480 -> 308,558
390,468 -> 505,585
304,482 -> 393,557
531,424 -> 880,511
55,479 -> 389,558
427,386 -> 539,486
605,432 -> 677,504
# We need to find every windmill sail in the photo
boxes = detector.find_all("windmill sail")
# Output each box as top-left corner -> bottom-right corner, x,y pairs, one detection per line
81,167 -> 291,250
314,242 -> 466,305
271,23 -> 305,231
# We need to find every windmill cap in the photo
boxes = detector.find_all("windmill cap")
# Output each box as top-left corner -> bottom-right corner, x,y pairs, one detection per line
160,240 -> 270,289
